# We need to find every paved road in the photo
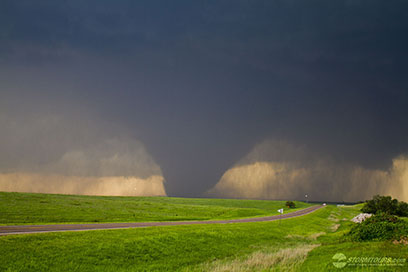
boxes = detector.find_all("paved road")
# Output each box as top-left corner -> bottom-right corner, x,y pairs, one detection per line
0,205 -> 323,236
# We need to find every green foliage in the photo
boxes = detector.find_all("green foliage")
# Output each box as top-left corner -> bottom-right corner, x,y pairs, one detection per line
286,201 -> 296,208
347,213 -> 408,242
397,201 -> 408,216
366,212 -> 401,223
361,195 -> 408,216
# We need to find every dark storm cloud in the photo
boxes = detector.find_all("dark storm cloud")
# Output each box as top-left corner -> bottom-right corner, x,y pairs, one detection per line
1,0 -> 408,199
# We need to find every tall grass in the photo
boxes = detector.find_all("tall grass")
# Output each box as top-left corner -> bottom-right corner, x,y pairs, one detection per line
193,244 -> 319,272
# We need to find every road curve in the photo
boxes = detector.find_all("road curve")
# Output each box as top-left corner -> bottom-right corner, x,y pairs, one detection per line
0,205 -> 323,236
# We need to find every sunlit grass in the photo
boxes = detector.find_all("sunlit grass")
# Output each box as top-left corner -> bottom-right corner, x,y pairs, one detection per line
300,204 -> 408,271
0,191 -> 311,225
0,206 -> 333,271
190,244 -> 319,272
1,194 -> 406,271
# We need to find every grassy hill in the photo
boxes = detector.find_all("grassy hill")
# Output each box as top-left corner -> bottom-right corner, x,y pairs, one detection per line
0,191 -> 310,224
1,192 -> 407,271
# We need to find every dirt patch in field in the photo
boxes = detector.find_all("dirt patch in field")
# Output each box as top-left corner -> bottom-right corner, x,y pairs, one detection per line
331,224 -> 340,232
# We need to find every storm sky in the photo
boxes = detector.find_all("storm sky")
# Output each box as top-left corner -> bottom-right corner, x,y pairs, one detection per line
1,1 -> 408,201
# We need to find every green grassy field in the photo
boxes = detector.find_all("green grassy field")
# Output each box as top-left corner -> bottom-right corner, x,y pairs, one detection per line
0,192 -> 310,224
299,205 -> 408,271
1,192 -> 407,271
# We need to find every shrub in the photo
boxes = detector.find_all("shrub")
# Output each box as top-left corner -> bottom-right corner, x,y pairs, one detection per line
347,213 -> 408,242
361,195 -> 408,216
286,201 -> 296,208
397,202 -> 408,216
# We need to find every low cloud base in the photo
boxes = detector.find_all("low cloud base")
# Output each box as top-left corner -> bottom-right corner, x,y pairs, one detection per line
208,140 -> 408,202
0,173 -> 166,196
